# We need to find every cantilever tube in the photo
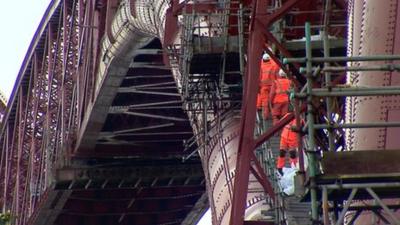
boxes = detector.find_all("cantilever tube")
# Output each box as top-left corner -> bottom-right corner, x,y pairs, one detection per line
96,1 -> 269,224
346,0 -> 400,224
94,0 -> 169,97
346,0 -> 400,151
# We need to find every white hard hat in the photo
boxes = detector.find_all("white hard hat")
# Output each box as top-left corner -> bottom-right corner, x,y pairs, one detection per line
279,69 -> 287,77
262,53 -> 270,61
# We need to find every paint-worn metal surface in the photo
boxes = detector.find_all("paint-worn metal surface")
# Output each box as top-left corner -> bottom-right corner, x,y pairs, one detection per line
346,0 -> 400,224
346,0 -> 400,151
198,114 -> 269,224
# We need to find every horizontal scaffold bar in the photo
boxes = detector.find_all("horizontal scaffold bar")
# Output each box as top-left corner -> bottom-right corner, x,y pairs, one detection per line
299,64 -> 400,73
314,122 -> 400,129
295,86 -> 400,97
284,55 -> 400,64
321,182 -> 400,189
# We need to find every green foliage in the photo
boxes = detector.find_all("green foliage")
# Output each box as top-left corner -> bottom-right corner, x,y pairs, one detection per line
0,211 -> 11,225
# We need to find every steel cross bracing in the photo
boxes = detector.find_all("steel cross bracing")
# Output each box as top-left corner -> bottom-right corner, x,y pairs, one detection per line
227,0 -> 348,225
229,0 -> 346,224
0,1 -> 94,224
164,0 -> 348,224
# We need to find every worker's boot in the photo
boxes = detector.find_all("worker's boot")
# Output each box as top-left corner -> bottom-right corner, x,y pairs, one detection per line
289,150 -> 298,168
277,168 -> 283,176
276,150 -> 286,176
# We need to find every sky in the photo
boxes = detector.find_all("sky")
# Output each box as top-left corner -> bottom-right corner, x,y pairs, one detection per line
198,208 -> 211,225
0,0 -> 52,99
0,0 -> 211,224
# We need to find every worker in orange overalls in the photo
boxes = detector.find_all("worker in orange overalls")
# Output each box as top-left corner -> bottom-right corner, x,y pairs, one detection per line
277,118 -> 299,175
256,52 -> 279,119
270,69 -> 292,125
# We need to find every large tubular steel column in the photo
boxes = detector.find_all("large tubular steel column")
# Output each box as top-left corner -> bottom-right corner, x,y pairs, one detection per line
346,0 -> 400,150
93,1 -> 271,224
77,0 -> 170,152
346,0 -> 400,224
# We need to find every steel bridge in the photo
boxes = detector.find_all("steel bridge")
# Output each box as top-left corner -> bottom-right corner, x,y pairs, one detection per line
2,0 -> 400,225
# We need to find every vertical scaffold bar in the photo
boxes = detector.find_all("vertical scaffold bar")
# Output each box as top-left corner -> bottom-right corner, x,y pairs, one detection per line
322,0 -> 335,151
322,187 -> 329,225
305,22 -> 319,224
238,3 -> 244,76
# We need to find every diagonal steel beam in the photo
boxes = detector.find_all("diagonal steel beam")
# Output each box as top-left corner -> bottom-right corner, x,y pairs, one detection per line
371,209 -> 391,224
118,88 -> 181,96
229,1 -> 268,224
249,153 -> 275,201
100,131 -> 192,137
335,188 -> 358,225
230,0 -> 312,224
109,100 -> 183,113
123,81 -> 177,89
259,0 -> 302,26
254,113 -> 295,149
124,111 -> 188,122
112,123 -> 175,134
262,30 -> 302,72
96,139 -> 185,145
366,188 -> 400,225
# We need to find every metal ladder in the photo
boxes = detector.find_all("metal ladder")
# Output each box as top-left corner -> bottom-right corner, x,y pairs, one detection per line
255,114 -> 311,225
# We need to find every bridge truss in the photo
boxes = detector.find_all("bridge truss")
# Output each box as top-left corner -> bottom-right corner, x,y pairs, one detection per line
0,1 -> 205,224
3,0 -> 400,225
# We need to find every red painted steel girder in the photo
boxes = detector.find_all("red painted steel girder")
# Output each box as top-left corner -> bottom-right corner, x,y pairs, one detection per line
0,0 -> 102,223
229,0 -> 304,224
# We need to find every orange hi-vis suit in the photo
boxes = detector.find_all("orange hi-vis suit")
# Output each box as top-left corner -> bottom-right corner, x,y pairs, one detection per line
277,119 -> 299,171
256,59 -> 279,119
270,77 -> 292,125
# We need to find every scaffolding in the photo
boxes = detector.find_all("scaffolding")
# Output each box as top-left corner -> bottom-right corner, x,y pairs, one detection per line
250,1 -> 348,224
168,0 -> 246,157
284,22 -> 400,224
177,0 -> 244,103
254,114 -> 281,224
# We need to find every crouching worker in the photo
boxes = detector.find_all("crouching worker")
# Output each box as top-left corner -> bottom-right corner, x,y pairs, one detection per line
277,118 -> 299,176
